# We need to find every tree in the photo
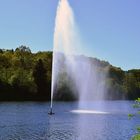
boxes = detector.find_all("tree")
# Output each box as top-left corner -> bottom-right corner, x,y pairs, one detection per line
14,46 -> 33,69
0,49 -> 3,54
0,46 -> 139,101
33,59 -> 50,100
15,45 -> 31,53
123,73 -> 140,100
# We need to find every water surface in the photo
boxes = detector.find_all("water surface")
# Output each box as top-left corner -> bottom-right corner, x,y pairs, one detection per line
0,101 -> 138,140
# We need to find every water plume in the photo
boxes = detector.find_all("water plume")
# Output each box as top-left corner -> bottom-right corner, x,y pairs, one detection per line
51,0 -> 107,109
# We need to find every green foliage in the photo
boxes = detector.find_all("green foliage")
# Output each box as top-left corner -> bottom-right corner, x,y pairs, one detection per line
128,114 -> 135,119
129,98 -> 140,139
33,59 -> 50,100
131,134 -> 140,140
0,46 -> 51,101
0,46 -> 140,101
108,67 -> 140,100
54,72 -> 78,101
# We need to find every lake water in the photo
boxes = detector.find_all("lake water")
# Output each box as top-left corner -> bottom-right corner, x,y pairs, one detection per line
0,101 -> 139,140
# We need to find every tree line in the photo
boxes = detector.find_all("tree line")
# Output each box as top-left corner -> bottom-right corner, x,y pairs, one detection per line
0,46 -> 139,101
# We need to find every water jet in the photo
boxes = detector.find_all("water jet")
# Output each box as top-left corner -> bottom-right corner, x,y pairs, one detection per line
50,0 -> 107,114
48,107 -> 55,115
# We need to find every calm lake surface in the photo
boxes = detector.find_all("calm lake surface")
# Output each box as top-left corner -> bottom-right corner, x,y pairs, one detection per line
0,101 -> 139,140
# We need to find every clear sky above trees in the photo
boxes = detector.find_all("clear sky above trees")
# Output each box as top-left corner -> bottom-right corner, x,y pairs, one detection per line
0,0 -> 140,70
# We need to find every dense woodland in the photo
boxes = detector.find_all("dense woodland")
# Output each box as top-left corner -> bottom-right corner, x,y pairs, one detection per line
0,46 -> 139,101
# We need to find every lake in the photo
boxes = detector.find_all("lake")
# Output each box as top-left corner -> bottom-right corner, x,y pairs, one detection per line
0,101 -> 139,140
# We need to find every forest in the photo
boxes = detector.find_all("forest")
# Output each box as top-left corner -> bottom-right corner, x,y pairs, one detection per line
0,46 -> 139,101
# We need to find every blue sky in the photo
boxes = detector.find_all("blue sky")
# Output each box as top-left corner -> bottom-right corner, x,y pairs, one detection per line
0,0 -> 140,70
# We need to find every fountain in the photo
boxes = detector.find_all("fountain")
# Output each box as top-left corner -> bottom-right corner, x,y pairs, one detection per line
48,107 -> 54,115
49,0 -> 107,114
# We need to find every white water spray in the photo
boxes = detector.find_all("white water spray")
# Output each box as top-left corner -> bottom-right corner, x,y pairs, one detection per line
51,0 -> 79,108
51,0 -> 107,110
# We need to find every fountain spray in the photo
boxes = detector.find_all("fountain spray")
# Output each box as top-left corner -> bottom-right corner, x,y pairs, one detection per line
49,0 -> 107,115
49,0 -> 76,115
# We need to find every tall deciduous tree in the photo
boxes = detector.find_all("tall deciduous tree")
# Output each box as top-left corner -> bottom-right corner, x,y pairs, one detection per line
33,59 -> 50,100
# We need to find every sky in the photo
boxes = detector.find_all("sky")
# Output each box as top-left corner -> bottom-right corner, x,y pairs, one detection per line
0,0 -> 140,70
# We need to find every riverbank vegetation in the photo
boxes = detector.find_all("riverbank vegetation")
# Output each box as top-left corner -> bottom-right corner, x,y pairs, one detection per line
128,98 -> 140,140
0,46 -> 139,101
